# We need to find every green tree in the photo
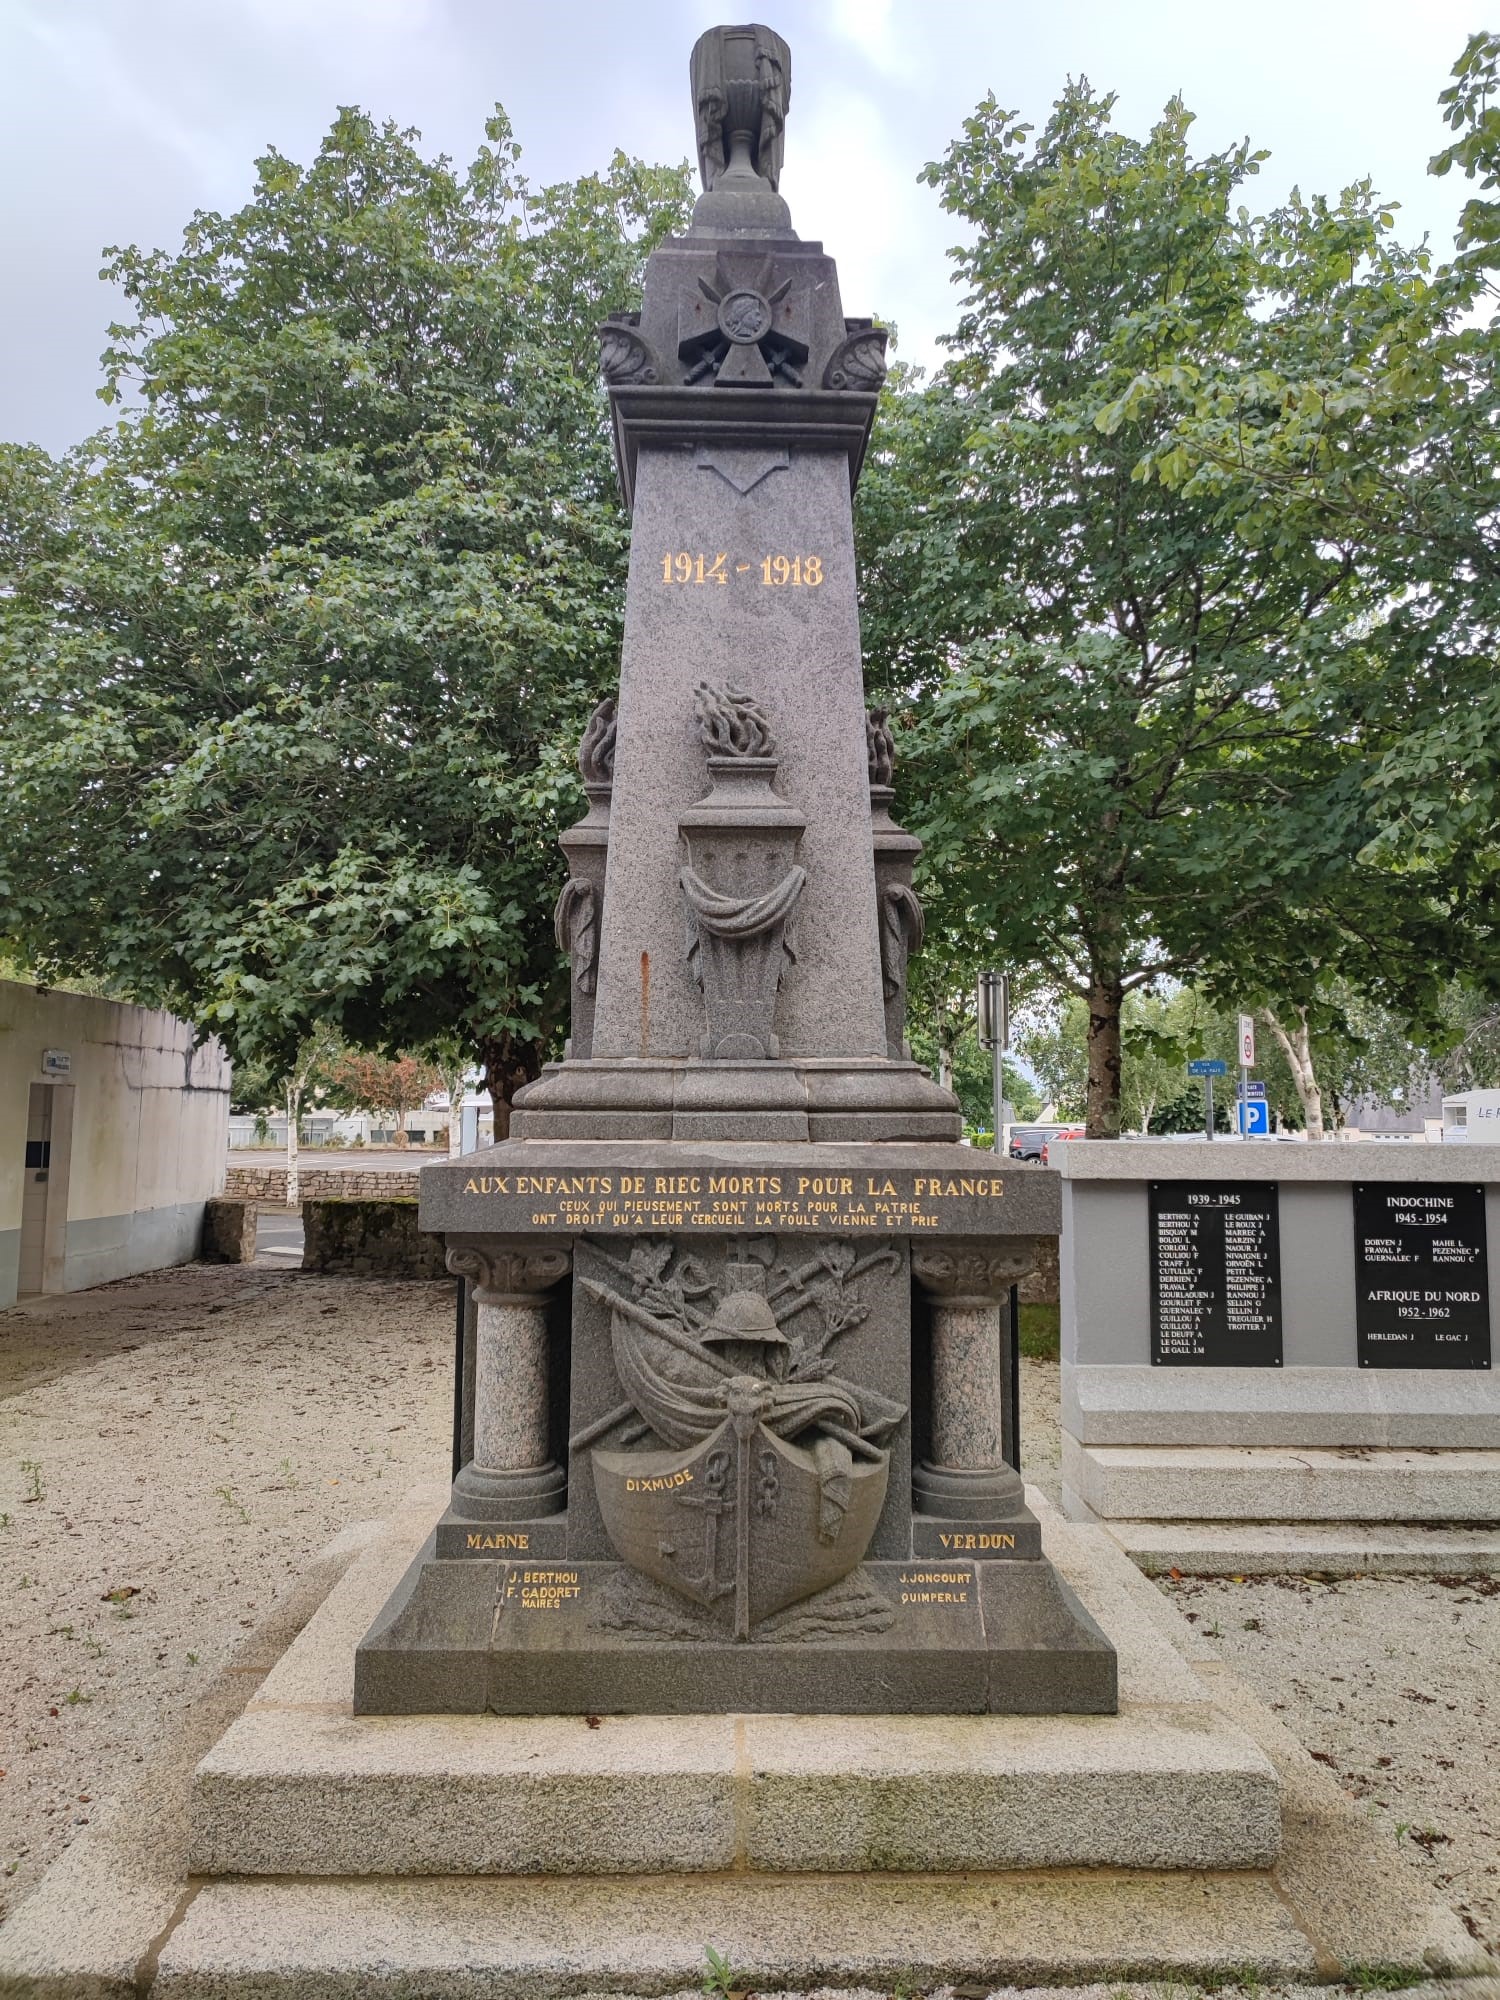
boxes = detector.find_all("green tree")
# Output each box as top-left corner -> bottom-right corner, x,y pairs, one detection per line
858,81 -> 1461,1138
0,109 -> 690,1128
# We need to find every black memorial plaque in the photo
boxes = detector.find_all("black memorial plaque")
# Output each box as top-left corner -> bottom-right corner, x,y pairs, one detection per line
1354,1183 -> 1492,1370
1150,1182 -> 1282,1367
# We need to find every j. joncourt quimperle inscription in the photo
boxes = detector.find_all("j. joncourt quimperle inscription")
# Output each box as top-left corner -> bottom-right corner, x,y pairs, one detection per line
353,23 -> 1114,1720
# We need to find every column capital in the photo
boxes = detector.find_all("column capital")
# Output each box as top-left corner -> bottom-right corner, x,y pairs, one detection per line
447,1237 -> 571,1304
913,1238 -> 1040,1308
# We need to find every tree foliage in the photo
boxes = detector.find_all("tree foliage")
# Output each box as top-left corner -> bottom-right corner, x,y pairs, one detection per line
858,79 -> 1477,1137
0,108 -> 690,1123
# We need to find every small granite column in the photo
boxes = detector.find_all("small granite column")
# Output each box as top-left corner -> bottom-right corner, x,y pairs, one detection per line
448,1241 -> 570,1520
912,1242 -> 1038,1522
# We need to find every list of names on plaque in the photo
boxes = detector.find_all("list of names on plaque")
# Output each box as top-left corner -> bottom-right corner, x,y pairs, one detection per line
1354,1183 -> 1492,1370
1150,1181 -> 1283,1368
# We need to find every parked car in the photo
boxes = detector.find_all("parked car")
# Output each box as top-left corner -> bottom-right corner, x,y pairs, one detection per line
1007,1123 -> 1073,1162
1040,1126 -> 1086,1165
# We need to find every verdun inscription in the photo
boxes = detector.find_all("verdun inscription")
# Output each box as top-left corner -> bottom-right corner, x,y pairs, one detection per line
355,24 -> 1114,1719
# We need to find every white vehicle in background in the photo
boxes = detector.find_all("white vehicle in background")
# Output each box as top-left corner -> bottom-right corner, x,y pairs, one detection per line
1441,1089 -> 1500,1141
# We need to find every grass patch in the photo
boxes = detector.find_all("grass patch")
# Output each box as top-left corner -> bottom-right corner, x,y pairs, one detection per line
1018,1302 -> 1059,1361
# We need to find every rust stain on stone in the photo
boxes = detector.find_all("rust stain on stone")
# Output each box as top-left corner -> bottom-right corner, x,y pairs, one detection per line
639,950 -> 651,1057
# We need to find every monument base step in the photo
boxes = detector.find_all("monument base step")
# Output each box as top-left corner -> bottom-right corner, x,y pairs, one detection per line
1062,1434 -> 1500,1524
351,1545 -> 1115,1717
0,1488 -> 1485,1996
150,1868 -> 1330,1994
188,1484 -> 1278,1878
1064,1501 -> 1500,1575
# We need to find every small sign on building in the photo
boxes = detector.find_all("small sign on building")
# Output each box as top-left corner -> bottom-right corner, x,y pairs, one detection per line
41,1049 -> 71,1076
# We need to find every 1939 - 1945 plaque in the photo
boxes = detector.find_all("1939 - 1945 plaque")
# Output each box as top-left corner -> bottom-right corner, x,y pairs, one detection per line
354,24 -> 1115,1717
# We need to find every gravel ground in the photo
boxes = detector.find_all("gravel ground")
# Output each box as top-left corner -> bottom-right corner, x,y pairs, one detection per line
0,1263 -> 451,1922
1,1282 -> 1496,1960
1020,1354 -> 1500,1954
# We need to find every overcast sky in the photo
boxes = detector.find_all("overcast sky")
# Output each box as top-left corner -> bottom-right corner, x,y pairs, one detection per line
1,0 -> 1487,454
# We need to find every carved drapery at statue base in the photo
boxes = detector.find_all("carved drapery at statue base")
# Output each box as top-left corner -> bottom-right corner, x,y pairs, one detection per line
355,20 -> 1116,1720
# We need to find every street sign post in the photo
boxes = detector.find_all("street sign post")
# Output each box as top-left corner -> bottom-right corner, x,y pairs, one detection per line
1238,1098 -> 1270,1136
977,971 -> 1010,1156
1237,1014 -> 1256,1140
1187,1057 -> 1227,1140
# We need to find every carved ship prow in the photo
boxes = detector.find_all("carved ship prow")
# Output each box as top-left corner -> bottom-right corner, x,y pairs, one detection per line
593,1419 -> 888,1638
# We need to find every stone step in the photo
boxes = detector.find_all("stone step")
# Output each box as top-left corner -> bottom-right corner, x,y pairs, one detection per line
151,1868 -> 1325,1996
187,1478 -> 1280,1880
191,1701 -> 1279,1877
1062,1437 -> 1500,1523
1074,1512 -> 1500,1576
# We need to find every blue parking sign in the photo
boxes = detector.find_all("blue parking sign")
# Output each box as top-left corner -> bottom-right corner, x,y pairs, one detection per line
1238,1097 -> 1270,1136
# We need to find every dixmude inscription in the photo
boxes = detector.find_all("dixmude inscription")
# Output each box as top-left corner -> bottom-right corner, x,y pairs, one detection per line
356,23 -> 1111,1719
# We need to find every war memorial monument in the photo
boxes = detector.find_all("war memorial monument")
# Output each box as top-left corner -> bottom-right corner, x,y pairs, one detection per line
354,19 -> 1113,1717
0,27 -> 1483,1992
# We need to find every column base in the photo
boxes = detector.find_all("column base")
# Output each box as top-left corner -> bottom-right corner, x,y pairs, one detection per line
912,1460 -> 1025,1521
449,1460 -> 567,1522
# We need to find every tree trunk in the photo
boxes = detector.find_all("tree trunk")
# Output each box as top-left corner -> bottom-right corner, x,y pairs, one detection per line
1259,1005 -> 1325,1140
938,1044 -> 955,1093
478,1033 -> 545,1143
1085,978 -> 1124,1139
285,1084 -> 301,1207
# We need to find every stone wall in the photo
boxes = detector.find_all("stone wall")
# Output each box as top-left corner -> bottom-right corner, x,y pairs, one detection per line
224,1165 -> 420,1202
201,1199 -> 257,1264
1019,1233 -> 1059,1305
301,1198 -> 447,1279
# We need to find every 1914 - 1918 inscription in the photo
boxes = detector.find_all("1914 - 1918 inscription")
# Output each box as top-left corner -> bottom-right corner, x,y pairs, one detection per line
1354,1183 -> 1492,1370
1150,1181 -> 1283,1367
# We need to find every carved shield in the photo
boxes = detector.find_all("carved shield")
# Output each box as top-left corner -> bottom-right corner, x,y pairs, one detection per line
592,1419 -> 888,1634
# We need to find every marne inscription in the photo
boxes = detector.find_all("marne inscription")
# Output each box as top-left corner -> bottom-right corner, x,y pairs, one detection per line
459,1168 -> 1006,1233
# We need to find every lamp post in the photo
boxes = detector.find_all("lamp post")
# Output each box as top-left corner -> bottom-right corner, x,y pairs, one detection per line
976,970 -> 1009,1157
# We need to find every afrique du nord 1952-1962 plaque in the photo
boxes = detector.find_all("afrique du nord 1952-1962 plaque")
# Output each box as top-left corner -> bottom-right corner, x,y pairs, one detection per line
1149,1181 -> 1283,1367
1354,1183 -> 1492,1370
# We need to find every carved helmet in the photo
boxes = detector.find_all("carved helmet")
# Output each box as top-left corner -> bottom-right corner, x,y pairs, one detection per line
700,1261 -> 790,1349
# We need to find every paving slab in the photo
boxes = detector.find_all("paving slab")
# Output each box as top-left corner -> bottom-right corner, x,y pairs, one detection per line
1063,1438 -> 1500,1523
150,1869 -> 1321,1997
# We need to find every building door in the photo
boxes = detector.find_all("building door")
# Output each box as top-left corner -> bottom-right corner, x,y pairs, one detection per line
18,1083 -> 54,1297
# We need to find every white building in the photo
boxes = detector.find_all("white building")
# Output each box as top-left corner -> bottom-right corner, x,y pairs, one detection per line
2,981 -> 230,1306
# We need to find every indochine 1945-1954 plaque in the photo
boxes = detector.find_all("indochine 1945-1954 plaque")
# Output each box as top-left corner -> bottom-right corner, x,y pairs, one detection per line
1150,1182 -> 1283,1368
1354,1183 -> 1492,1370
